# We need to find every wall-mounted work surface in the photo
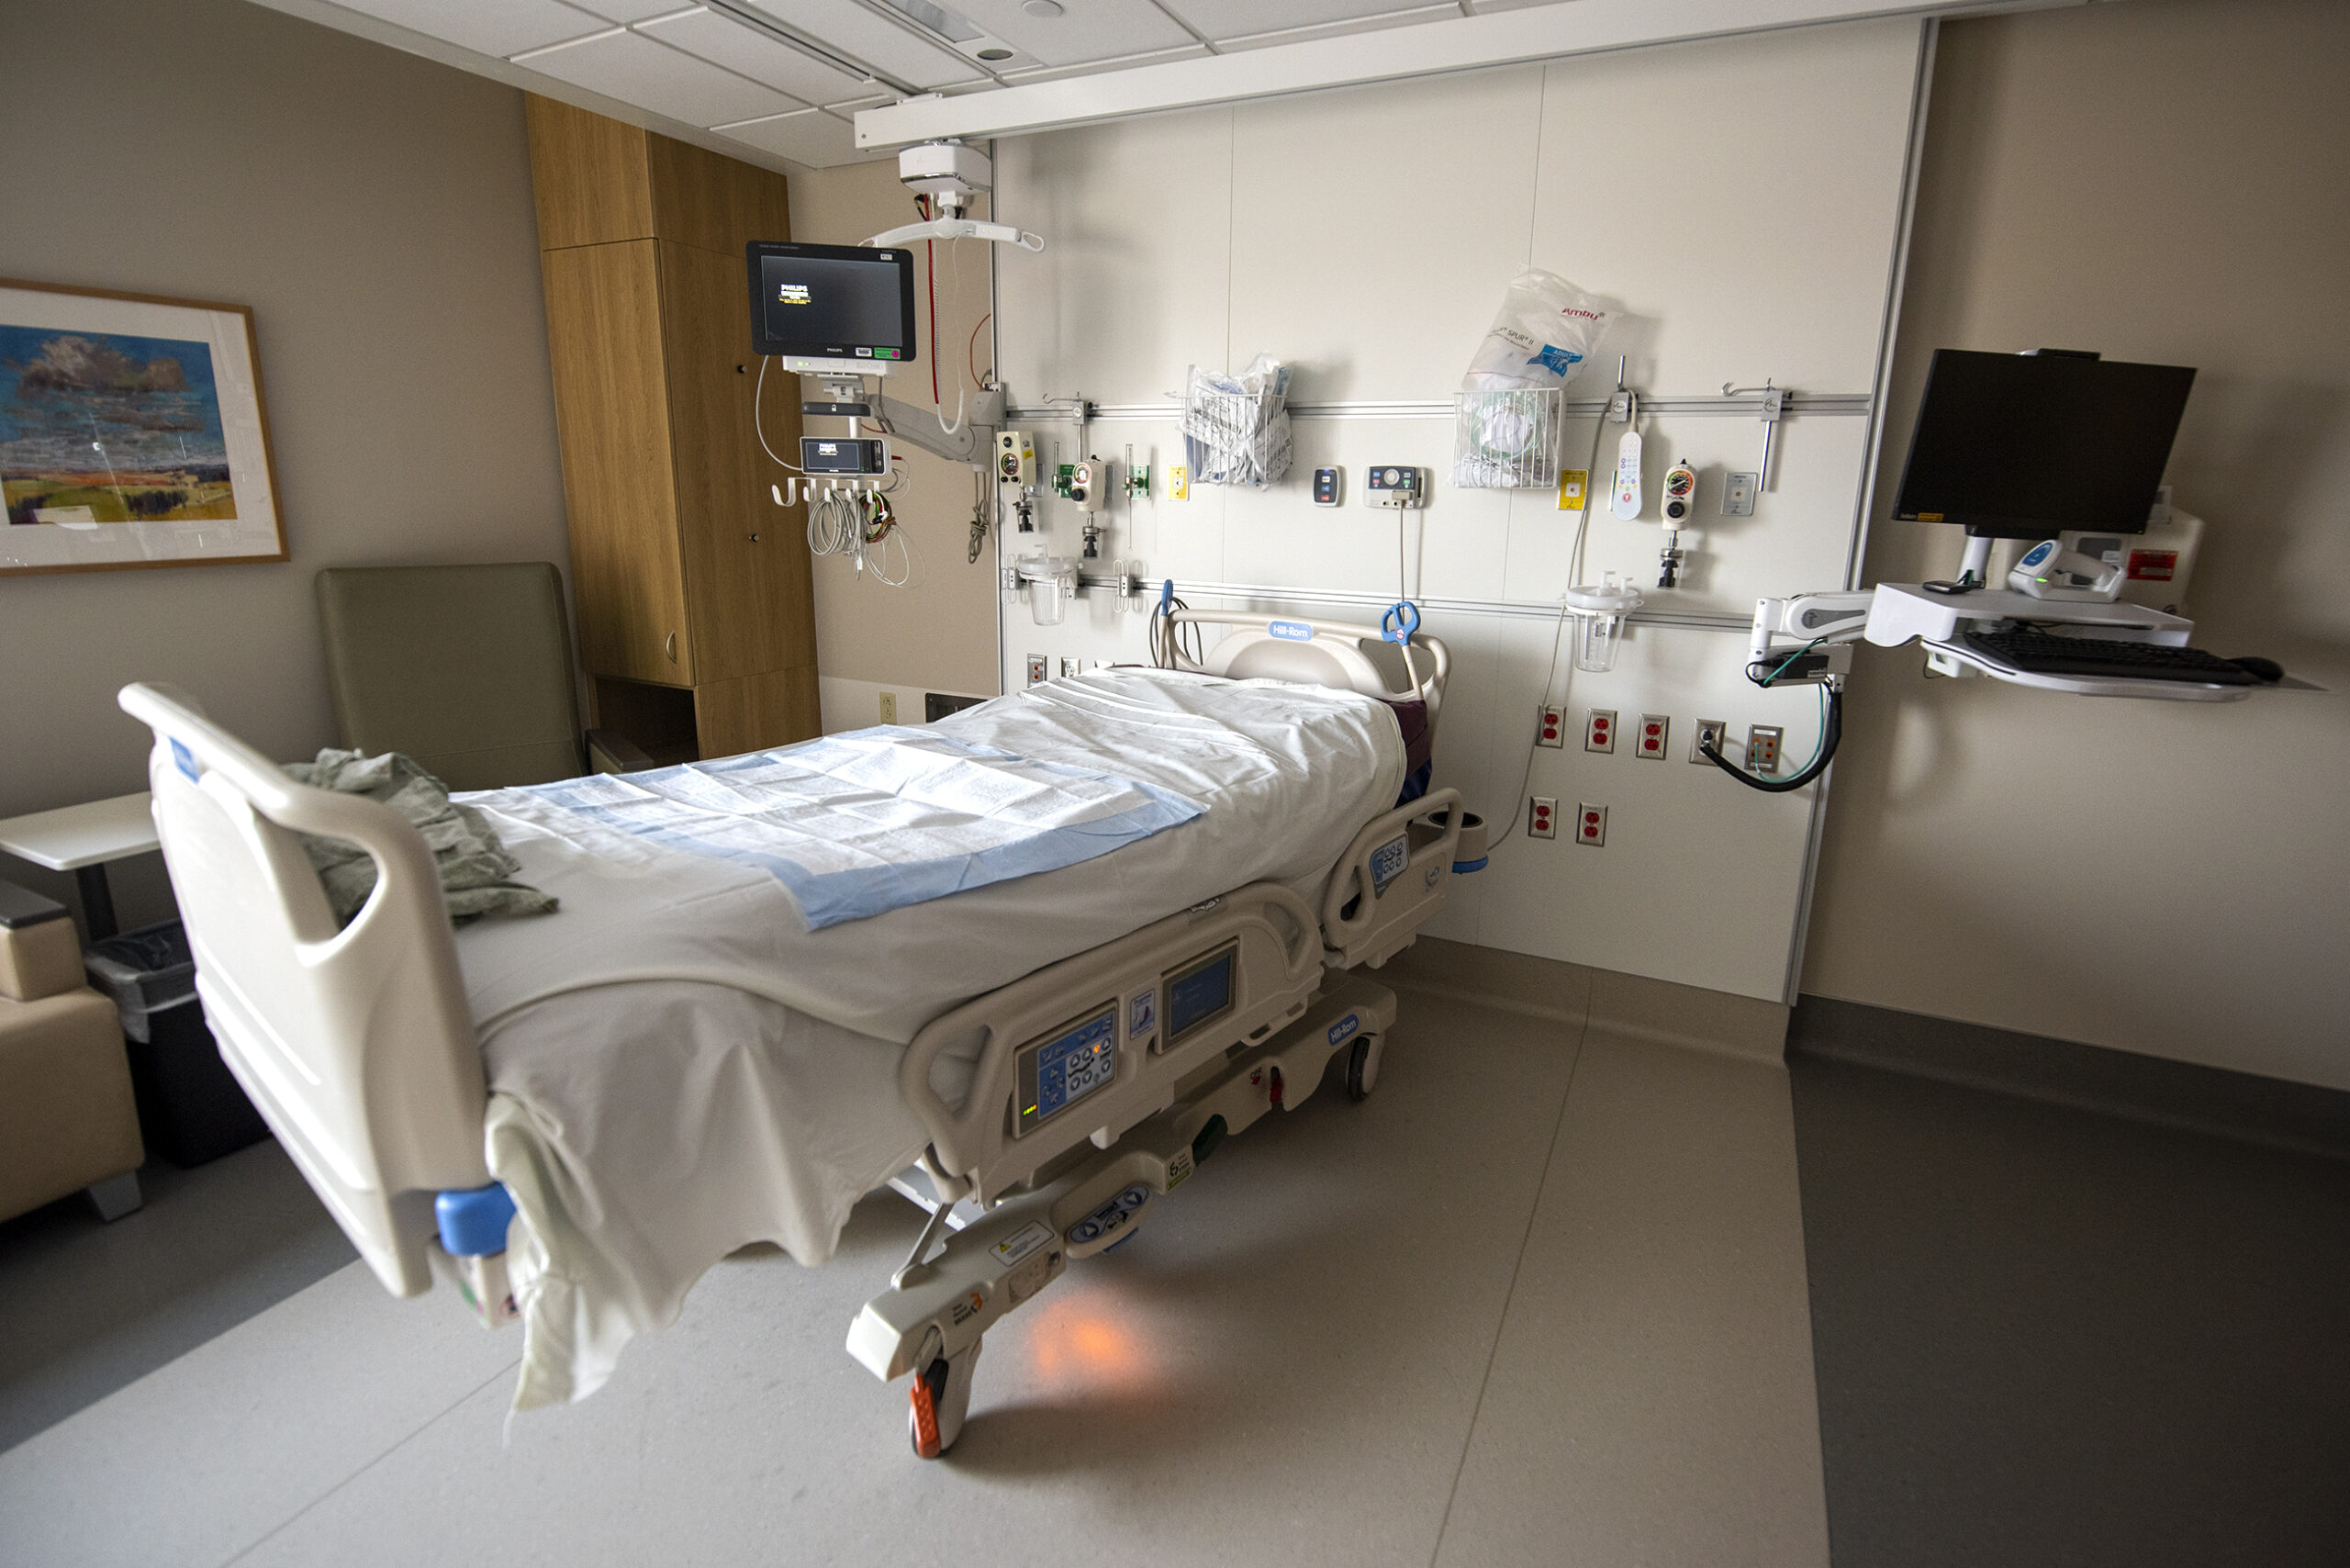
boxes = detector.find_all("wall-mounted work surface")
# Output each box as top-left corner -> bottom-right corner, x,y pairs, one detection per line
992,18 -> 1930,1002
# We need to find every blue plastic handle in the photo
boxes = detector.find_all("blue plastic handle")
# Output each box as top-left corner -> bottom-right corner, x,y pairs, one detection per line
435,1182 -> 517,1258
1382,599 -> 1421,644
1159,578 -> 1175,614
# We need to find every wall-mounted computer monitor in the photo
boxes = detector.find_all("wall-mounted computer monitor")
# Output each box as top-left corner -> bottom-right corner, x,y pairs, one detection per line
745,241 -> 916,375
1891,349 -> 2196,538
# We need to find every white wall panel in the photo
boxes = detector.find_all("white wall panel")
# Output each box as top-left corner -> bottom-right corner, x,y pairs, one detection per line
1228,68 -> 1546,405
997,110 -> 1237,405
996,18 -> 1924,1000
1528,24 -> 1919,395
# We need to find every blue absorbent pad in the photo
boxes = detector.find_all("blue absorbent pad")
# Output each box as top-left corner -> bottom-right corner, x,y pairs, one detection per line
518,727 -> 1203,929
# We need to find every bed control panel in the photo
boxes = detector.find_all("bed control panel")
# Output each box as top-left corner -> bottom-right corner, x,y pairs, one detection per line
1065,1182 -> 1151,1249
1014,1001 -> 1119,1137
1160,940 -> 1239,1053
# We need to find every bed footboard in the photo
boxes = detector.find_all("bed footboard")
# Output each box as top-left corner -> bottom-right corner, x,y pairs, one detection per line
118,684 -> 490,1296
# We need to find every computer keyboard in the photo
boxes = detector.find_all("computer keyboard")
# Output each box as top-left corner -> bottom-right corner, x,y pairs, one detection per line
1960,630 -> 2260,685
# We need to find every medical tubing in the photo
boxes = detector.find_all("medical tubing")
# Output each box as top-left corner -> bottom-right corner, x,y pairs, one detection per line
1486,404 -> 1613,853
1698,686 -> 1842,792
752,358 -> 807,473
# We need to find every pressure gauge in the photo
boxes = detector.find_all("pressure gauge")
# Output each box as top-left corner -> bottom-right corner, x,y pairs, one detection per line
1662,460 -> 1697,524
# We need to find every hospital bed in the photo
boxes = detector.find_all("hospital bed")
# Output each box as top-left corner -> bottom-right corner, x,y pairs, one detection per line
117,614 -> 1468,1458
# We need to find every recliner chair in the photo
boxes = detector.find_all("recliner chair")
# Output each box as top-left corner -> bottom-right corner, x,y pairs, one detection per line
316,563 -> 651,790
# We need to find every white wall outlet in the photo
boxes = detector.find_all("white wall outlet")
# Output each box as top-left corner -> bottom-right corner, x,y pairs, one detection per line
1528,797 -> 1558,840
1585,709 -> 1617,753
1026,655 -> 1047,687
1059,656 -> 1082,678
1574,802 -> 1607,846
1691,719 -> 1728,764
1747,724 -> 1784,773
878,691 -> 897,723
1722,471 -> 1758,517
1537,704 -> 1565,747
1635,713 -> 1668,759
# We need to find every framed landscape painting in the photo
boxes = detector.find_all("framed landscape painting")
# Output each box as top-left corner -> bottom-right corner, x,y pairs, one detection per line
1,277 -> 285,577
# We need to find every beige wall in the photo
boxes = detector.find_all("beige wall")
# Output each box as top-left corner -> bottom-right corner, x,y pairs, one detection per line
0,0 -> 569,925
1805,0 -> 2350,1087
785,162 -> 1001,720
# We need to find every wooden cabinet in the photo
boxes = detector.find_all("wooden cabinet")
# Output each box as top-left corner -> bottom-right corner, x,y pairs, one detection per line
526,96 -> 817,761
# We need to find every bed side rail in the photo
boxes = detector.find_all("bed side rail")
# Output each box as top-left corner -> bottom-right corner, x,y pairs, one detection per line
900,882 -> 1322,1204
1321,788 -> 1462,970
117,684 -> 489,1296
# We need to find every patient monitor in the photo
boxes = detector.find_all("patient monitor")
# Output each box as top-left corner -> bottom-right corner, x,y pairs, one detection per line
746,241 -> 915,381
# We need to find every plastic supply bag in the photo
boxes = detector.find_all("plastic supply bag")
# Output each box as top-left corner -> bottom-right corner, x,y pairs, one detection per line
1183,354 -> 1293,487
1460,269 -> 1610,392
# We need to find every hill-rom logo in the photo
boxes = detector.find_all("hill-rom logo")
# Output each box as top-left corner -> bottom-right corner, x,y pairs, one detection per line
1270,620 -> 1313,641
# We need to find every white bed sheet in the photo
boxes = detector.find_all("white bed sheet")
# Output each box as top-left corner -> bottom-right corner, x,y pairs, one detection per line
452,669 -> 1405,1406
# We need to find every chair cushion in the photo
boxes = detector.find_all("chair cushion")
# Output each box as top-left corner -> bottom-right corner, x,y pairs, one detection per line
317,564 -> 583,790
0,989 -> 143,1223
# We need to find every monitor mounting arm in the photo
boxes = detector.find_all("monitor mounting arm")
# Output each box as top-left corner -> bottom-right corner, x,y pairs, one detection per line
809,371 -> 1006,468
1750,591 -> 1871,678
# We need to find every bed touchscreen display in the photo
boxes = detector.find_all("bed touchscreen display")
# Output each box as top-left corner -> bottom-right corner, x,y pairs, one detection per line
1017,1003 -> 1118,1136
1164,945 -> 1237,1048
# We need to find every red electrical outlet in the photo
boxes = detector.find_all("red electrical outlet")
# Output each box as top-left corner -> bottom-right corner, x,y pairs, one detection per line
1529,797 -> 1557,839
1537,704 -> 1564,747
1585,708 -> 1616,753
1636,713 -> 1668,759
1575,803 -> 1607,846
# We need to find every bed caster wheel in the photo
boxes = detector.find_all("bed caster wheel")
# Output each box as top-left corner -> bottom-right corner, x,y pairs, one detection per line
908,1334 -> 983,1459
1345,1034 -> 1383,1102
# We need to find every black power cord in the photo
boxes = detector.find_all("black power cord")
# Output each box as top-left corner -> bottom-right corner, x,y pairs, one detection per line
1698,683 -> 1842,792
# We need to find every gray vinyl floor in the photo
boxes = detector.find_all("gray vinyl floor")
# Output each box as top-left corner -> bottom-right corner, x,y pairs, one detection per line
0,1140 -> 352,1454
1786,1047 -> 2350,1568
7,990 -> 2344,1567
0,990 -> 1829,1568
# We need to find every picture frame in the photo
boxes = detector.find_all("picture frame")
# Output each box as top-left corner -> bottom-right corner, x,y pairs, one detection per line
1,276 -> 286,577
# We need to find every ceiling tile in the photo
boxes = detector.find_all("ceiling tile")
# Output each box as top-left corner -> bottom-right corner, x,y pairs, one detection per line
711,108 -> 884,168
948,0 -> 1197,68
570,0 -> 698,21
322,0 -> 610,57
744,0 -> 989,90
1161,0 -> 1422,41
997,41 -> 1209,84
517,28 -> 806,125
1218,3 -> 1461,50
635,7 -> 878,102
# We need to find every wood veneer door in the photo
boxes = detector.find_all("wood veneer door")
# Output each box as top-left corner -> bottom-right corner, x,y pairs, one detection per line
541,241 -> 692,687
693,666 -> 821,760
658,240 -> 815,685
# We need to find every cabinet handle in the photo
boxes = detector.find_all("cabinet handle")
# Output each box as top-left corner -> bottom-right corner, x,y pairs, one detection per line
666,632 -> 677,664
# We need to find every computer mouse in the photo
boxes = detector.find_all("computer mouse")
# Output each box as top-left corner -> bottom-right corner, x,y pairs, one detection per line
2230,655 -> 2284,683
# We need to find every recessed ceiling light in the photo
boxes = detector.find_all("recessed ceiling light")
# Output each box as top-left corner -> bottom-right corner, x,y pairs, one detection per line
977,45 -> 1015,60
1022,0 -> 1065,16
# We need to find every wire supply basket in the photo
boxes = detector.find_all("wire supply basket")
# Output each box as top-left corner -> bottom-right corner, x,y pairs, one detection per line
1451,386 -> 1562,489
1182,355 -> 1294,487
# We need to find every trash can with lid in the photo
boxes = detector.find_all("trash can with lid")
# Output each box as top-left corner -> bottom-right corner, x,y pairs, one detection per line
83,921 -> 270,1167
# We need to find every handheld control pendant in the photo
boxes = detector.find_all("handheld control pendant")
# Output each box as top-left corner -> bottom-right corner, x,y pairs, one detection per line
1610,428 -> 1644,520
